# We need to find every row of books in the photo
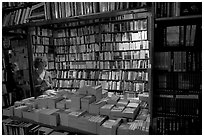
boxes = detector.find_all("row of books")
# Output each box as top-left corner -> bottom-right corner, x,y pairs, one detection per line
100,71 -> 148,81
56,70 -> 148,81
56,79 -> 147,92
32,36 -> 50,45
2,2 -> 33,8
56,51 -> 149,62
156,73 -> 201,91
56,79 -> 99,89
55,41 -> 149,54
55,19 -> 147,38
162,25 -> 198,47
156,94 -> 199,116
2,119 -> 69,135
31,27 -> 52,36
3,6 -> 31,26
33,45 -> 49,53
54,34 -> 99,45
60,60 -> 149,70
155,51 -> 201,72
106,81 -> 147,92
155,2 -> 202,18
44,2 -> 148,20
54,32 -> 147,46
153,116 -> 199,135
101,19 -> 147,32
101,31 -> 148,42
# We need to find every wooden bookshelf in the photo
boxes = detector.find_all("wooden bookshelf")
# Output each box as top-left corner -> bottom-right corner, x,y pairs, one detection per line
152,2 -> 202,135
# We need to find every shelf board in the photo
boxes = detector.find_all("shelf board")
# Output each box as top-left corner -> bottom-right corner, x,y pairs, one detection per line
155,112 -> 199,119
155,15 -> 202,22
57,68 -> 150,71
2,7 -> 149,30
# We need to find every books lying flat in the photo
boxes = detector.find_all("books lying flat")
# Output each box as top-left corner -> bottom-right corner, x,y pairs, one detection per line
127,102 -> 140,108
38,127 -> 54,135
56,99 -> 66,109
77,113 -> 94,132
58,109 -> 74,127
14,106 -> 29,118
49,131 -> 69,135
47,96 -> 64,109
35,95 -> 50,109
3,106 -> 14,117
71,94 -> 85,110
87,85 -> 102,101
107,95 -> 120,104
65,99 -> 71,109
89,99 -> 106,115
67,109 -> 86,128
102,90 -> 108,98
116,99 -> 129,107
37,109 -> 60,126
88,115 -> 108,134
138,92 -> 149,103
81,95 -> 96,111
99,118 -> 122,135
100,104 -> 115,116
136,109 -> 149,120
122,107 -> 138,119
117,121 -> 149,135
110,106 -> 125,118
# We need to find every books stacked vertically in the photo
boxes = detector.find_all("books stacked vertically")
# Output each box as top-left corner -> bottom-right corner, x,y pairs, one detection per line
3,6 -> 31,26
43,2 -> 148,20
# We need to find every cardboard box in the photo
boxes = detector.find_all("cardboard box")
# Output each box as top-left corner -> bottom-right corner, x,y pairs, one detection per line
87,85 -> 102,101
71,94 -> 85,110
47,96 -> 64,109
65,99 -> 71,109
2,106 -> 14,117
110,106 -> 125,118
81,95 -> 96,111
58,109 -> 73,127
99,118 -> 122,135
14,106 -> 29,118
89,100 -> 106,115
56,99 -> 66,109
100,104 -> 114,116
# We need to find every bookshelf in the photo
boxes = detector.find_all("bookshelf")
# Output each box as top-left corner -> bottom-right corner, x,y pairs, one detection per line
52,8 -> 152,100
152,2 -> 202,135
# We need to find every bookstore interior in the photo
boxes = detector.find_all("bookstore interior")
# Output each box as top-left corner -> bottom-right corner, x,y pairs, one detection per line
2,2 -> 202,135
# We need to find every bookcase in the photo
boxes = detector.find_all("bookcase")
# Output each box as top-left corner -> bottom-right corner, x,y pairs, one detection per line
52,8 -> 152,100
152,2 -> 202,135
